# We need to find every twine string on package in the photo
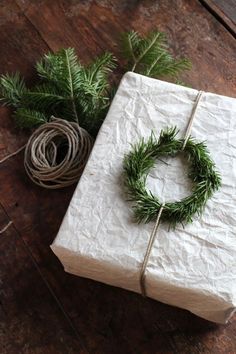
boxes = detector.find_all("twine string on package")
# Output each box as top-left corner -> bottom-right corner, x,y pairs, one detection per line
140,90 -> 204,297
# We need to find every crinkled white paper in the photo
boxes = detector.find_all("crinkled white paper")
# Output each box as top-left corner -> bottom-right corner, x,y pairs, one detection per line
51,72 -> 236,324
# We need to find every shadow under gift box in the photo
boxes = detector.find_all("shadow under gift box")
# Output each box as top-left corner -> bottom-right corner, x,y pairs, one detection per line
51,72 -> 236,324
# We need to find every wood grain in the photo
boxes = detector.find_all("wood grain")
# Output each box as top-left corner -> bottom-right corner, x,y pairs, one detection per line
0,0 -> 236,353
200,0 -> 236,38
0,205 -> 87,354
15,0 -> 236,96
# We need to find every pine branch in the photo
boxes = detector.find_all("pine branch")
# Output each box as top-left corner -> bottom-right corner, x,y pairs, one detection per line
0,30 -> 192,134
0,72 -> 26,107
146,58 -> 191,78
132,31 -> 166,71
76,52 -> 116,133
64,48 -> 80,123
84,52 -> 116,87
36,48 -> 83,123
120,31 -> 141,67
121,30 -> 191,80
36,52 -> 62,82
22,83 -> 66,111
80,52 -> 116,109
14,108 -> 47,129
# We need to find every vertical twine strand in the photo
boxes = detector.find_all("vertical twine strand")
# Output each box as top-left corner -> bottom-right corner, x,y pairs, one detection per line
182,90 -> 203,150
140,204 -> 165,297
139,90 -> 204,297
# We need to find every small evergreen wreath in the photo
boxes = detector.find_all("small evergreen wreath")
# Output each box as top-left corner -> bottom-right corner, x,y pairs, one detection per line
124,127 -> 221,228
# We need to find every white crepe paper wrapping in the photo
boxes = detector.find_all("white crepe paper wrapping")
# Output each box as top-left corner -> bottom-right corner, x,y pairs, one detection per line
51,72 -> 236,324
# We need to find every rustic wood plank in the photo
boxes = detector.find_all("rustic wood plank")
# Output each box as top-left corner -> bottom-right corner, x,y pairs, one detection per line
0,0 -> 49,158
211,0 -> 236,24
0,3 -> 88,353
199,0 -> 236,38
0,205 -> 87,354
0,1 -> 50,78
15,0 -> 236,96
0,0 -> 236,353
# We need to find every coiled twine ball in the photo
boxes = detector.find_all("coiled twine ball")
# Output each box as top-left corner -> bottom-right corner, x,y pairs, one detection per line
24,117 -> 93,189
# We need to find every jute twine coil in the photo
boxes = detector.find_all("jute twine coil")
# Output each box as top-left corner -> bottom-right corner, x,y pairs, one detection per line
24,117 -> 93,189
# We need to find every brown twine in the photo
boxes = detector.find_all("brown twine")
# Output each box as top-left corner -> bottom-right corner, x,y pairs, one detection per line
140,90 -> 204,297
0,145 -> 26,164
24,117 -> 93,189
139,204 -> 165,296
0,220 -> 13,235
182,90 -> 203,150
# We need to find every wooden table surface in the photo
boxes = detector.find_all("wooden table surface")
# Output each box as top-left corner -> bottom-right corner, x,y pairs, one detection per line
0,1 -> 236,353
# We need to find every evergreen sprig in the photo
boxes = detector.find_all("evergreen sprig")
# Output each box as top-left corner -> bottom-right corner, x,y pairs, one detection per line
0,49 -> 116,135
121,30 -> 191,78
124,127 -> 221,228
0,30 -> 191,135
0,72 -> 27,107
14,108 -> 47,128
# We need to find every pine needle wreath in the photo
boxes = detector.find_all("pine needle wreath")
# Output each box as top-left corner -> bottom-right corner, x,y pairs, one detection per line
124,127 -> 221,228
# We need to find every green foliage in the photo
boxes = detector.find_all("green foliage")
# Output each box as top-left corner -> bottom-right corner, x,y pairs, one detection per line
36,48 -> 83,122
22,83 -> 66,111
0,30 -> 191,135
35,48 -> 116,131
76,52 -> 117,132
0,72 -> 27,107
0,49 -> 116,135
124,127 -> 221,227
121,30 -> 191,78
14,109 -> 47,129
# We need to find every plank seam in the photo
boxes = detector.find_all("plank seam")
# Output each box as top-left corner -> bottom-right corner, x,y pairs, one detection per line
198,0 -> 236,39
15,1 -> 53,51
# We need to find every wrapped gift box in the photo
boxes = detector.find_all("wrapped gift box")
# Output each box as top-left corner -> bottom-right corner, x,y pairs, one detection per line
51,72 -> 236,324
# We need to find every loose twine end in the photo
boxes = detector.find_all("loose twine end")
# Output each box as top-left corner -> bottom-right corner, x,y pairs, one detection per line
0,145 -> 26,164
0,220 -> 13,235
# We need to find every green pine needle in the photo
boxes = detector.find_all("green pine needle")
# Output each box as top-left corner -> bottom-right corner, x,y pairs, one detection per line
124,127 -> 221,227
0,30 -> 191,133
14,108 -> 47,129
35,48 -> 116,133
37,48 -> 83,123
0,72 -> 27,107
22,83 -> 66,111
121,30 -> 191,78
